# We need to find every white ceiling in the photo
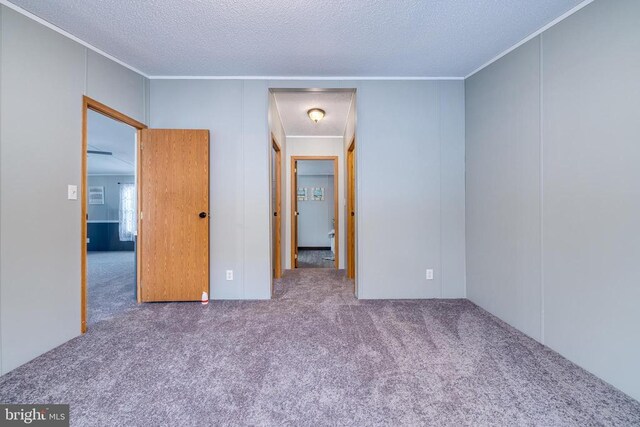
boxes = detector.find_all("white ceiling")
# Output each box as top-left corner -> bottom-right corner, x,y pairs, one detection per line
87,109 -> 136,175
8,0 -> 584,77
298,160 -> 334,176
274,91 -> 353,137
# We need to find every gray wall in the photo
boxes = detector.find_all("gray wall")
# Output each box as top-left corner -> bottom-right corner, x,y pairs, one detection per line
151,79 -> 466,300
0,5 -> 148,374
357,80 -> 466,298
466,0 -> 640,401
297,175 -> 335,247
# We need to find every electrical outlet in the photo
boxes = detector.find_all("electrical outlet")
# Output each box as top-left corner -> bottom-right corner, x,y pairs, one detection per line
226,270 -> 233,281
426,269 -> 434,280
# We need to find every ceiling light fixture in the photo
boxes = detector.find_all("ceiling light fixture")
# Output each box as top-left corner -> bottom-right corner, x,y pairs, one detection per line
307,108 -> 325,123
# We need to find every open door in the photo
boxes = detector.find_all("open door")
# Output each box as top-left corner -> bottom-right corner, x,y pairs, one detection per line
347,138 -> 356,279
272,138 -> 282,281
291,158 -> 299,268
138,129 -> 210,302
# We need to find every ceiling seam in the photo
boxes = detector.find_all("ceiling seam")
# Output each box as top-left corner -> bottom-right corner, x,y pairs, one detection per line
464,0 -> 594,79
271,93 -> 289,137
342,92 -> 355,138
0,0 -> 149,78
149,76 -> 465,80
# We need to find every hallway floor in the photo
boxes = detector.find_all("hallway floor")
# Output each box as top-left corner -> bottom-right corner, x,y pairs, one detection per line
1,269 -> 639,426
297,248 -> 335,268
87,251 -> 137,325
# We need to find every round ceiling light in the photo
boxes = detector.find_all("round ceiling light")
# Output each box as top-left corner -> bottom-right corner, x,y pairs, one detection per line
307,108 -> 325,123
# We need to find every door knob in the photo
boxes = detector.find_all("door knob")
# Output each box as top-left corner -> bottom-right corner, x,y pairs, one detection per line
351,211 -> 355,216
199,212 -> 207,218
274,212 -> 278,217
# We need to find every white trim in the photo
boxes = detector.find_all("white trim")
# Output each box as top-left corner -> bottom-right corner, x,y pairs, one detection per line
87,173 -> 135,177
149,75 -> 464,81
0,0 -> 149,78
286,135 -> 344,139
465,0 -> 594,79
539,34 -> 545,344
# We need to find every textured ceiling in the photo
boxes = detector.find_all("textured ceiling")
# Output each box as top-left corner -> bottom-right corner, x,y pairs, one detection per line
87,110 -> 136,175
8,0 -> 584,77
273,91 -> 354,137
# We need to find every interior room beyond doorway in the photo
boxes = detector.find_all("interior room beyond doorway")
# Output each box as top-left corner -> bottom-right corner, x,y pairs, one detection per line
296,159 -> 336,268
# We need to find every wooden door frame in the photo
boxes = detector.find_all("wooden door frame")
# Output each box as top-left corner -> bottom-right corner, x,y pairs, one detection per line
272,135 -> 282,282
290,156 -> 339,270
347,137 -> 356,279
81,96 -> 146,333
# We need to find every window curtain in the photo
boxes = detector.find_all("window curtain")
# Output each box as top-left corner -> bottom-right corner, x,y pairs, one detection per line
119,183 -> 136,242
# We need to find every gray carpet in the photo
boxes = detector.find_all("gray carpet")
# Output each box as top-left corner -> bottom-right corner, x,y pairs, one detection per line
297,249 -> 335,268
1,269 -> 639,426
87,251 -> 137,325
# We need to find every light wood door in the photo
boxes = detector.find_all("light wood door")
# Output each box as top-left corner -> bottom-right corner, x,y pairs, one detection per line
347,140 -> 356,279
139,129 -> 210,302
272,140 -> 282,280
291,159 -> 299,268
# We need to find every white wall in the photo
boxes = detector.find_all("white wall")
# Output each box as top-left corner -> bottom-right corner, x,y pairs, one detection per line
150,79 -> 466,300
465,0 -> 640,401
0,5 -> 148,374
285,137 -> 345,268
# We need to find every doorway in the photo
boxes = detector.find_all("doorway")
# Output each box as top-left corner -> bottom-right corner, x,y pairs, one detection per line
346,137 -> 356,280
82,98 -> 211,332
271,136 -> 283,285
291,156 -> 339,269
82,97 -> 146,332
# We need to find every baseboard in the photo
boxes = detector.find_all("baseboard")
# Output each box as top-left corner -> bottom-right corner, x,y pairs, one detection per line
298,246 -> 331,251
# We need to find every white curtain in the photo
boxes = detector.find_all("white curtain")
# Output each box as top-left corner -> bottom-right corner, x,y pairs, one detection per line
119,183 -> 136,241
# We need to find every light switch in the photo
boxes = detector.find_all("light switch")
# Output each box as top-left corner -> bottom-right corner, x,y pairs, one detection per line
426,269 -> 434,280
226,270 -> 233,281
67,185 -> 78,200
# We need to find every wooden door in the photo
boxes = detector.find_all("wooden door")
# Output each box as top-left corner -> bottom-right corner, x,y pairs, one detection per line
138,129 -> 210,302
347,139 -> 356,279
272,139 -> 282,280
291,158 -> 299,268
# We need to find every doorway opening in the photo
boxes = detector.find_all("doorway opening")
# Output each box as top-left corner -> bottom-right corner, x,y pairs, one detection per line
82,97 -> 146,332
271,135 -> 283,286
292,157 -> 339,268
346,137 -> 356,281
268,88 -> 357,284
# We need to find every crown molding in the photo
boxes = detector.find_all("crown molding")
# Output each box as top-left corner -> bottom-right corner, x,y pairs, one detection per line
287,135 -> 344,139
465,0 -> 594,79
3,0 -> 595,83
0,0 -> 149,78
148,75 -> 465,81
